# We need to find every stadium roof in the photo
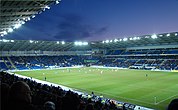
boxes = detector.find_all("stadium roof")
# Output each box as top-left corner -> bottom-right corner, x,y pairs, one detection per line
1,1 -> 177,51
0,0 -> 60,36
0,32 -> 178,51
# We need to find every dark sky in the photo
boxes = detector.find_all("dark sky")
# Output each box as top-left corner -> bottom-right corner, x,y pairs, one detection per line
5,0 -> 178,41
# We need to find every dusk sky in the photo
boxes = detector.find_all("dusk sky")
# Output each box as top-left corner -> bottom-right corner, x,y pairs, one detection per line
5,0 -> 178,41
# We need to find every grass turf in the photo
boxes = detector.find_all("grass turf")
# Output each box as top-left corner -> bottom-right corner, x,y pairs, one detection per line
13,67 -> 178,110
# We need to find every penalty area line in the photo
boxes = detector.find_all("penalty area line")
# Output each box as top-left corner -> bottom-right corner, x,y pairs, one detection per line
155,94 -> 178,105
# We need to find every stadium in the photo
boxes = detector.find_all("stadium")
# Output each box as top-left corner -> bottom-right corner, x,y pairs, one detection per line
0,1 -> 178,110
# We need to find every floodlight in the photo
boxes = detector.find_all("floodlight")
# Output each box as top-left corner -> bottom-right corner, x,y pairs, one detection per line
129,38 -> 133,40
45,5 -> 50,9
145,36 -> 150,38
78,42 -> 83,45
56,0 -> 60,4
61,41 -> 65,44
27,17 -> 31,21
38,11 -> 42,14
114,39 -> 118,42
83,42 -> 88,45
175,33 -> 177,36
1,34 -> 4,37
74,42 -> 78,45
133,37 -> 137,40
151,34 -> 157,39
119,39 -> 122,41
2,39 -> 9,42
3,31 -> 7,35
57,41 -> 59,44
29,40 -> 33,43
32,15 -> 36,18
82,42 -> 85,45
123,38 -> 128,41
75,41 -> 83,45
102,41 -> 105,43
14,24 -> 22,29
166,33 -> 170,36
110,40 -> 113,42
159,34 -> 163,37
105,40 -> 109,43
10,40 -> 14,42
21,21 -> 25,24
8,28 -> 13,33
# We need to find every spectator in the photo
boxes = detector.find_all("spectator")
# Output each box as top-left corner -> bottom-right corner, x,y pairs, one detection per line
61,92 -> 80,110
85,103 -> 94,110
44,101 -> 56,110
167,98 -> 178,110
1,83 -> 10,110
7,81 -> 37,110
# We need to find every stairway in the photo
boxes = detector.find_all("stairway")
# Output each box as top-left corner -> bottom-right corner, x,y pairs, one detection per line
7,56 -> 17,70
2,57 -> 9,69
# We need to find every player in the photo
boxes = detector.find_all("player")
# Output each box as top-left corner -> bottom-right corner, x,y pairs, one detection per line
68,69 -> 70,72
146,74 -> 148,77
45,76 -> 46,81
100,70 -> 103,74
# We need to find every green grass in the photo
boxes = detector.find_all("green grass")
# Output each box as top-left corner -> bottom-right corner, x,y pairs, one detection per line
13,67 -> 178,110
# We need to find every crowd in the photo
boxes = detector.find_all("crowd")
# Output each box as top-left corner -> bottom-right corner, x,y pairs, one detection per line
1,48 -> 178,71
1,71 -> 123,110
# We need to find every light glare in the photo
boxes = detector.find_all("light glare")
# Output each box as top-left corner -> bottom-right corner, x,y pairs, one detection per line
45,6 -> 50,9
114,39 -> 118,42
14,24 -> 22,29
83,42 -> 88,45
166,33 -> 170,36
105,40 -> 109,43
29,40 -> 33,43
8,28 -> 13,33
123,38 -> 128,41
151,34 -> 157,39
61,41 -> 65,44
56,0 -> 60,4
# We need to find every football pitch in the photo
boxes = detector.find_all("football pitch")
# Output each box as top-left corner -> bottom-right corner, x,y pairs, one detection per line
14,67 -> 178,110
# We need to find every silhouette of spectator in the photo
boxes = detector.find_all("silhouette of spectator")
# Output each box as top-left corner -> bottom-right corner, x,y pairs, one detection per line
61,92 -> 80,110
44,101 -> 56,110
1,83 -> 10,110
167,98 -> 178,110
7,81 -> 37,110
85,103 -> 94,110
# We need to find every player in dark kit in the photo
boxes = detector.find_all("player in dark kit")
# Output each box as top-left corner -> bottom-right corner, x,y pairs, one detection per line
146,74 -> 148,77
